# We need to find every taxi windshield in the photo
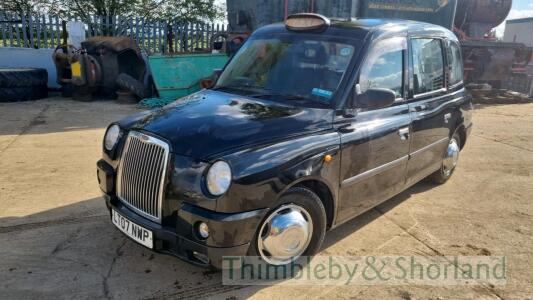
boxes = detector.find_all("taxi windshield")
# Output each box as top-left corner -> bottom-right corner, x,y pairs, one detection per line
215,33 -> 360,107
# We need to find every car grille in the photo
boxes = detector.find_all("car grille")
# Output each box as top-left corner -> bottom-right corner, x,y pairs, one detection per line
116,131 -> 170,223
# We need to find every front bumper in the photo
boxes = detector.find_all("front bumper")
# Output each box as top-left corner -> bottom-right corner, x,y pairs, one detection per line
97,159 -> 266,269
105,195 -> 264,269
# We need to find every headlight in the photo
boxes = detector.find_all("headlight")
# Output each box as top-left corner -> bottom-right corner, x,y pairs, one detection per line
104,124 -> 121,151
206,161 -> 232,196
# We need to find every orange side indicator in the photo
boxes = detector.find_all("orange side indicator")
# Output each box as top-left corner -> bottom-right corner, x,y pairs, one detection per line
324,154 -> 333,162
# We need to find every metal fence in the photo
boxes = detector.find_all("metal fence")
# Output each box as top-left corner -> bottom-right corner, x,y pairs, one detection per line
0,11 -> 227,54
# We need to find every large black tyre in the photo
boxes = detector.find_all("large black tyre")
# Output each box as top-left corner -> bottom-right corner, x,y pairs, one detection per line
116,73 -> 146,99
0,68 -> 48,88
429,132 -> 461,184
0,85 -> 48,102
61,83 -> 75,98
248,187 -> 327,266
146,75 -> 158,98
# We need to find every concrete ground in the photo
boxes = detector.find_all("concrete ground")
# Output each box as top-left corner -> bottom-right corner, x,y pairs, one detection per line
0,97 -> 532,299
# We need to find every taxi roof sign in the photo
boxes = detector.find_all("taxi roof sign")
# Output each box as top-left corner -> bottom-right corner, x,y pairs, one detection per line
285,13 -> 331,31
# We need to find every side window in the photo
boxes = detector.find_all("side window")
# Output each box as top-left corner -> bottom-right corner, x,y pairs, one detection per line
411,38 -> 445,95
447,41 -> 464,86
359,37 -> 405,99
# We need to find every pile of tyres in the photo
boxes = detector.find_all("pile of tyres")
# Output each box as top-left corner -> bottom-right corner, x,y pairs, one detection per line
0,68 -> 48,102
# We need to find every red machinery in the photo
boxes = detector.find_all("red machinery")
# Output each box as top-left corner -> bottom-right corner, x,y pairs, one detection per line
453,0 -> 533,94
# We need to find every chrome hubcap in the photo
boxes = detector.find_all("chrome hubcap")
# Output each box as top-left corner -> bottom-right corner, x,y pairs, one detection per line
257,204 -> 313,265
442,137 -> 460,176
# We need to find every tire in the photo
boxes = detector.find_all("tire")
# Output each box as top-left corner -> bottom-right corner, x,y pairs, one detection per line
61,83 -> 75,98
116,73 -> 146,99
248,187 -> 327,266
0,85 -> 47,102
429,132 -> 461,184
116,90 -> 138,104
211,32 -> 228,51
0,68 -> 48,88
146,75 -> 158,98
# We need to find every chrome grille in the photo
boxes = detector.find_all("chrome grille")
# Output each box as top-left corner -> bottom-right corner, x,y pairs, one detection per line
116,131 -> 169,223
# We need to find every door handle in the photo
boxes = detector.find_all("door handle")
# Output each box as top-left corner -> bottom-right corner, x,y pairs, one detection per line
444,113 -> 452,123
338,124 -> 355,133
413,104 -> 427,112
398,127 -> 410,140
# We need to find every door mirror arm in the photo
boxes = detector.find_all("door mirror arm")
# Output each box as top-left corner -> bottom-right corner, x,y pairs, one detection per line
342,107 -> 358,118
342,84 -> 361,118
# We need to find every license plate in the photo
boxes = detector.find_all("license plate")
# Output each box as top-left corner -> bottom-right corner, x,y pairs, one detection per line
71,61 -> 81,77
112,209 -> 153,249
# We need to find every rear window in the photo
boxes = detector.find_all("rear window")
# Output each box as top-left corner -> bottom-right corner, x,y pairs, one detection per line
447,41 -> 464,86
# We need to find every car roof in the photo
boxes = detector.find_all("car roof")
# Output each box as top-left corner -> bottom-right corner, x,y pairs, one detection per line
255,18 -> 458,42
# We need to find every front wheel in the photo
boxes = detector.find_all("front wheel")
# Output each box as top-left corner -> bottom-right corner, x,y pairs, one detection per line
429,133 -> 461,184
248,187 -> 326,266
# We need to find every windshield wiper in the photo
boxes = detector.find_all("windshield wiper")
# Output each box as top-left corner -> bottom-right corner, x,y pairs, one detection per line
248,92 -> 329,107
215,87 -> 329,107
213,85 -> 264,94
249,92 -> 306,100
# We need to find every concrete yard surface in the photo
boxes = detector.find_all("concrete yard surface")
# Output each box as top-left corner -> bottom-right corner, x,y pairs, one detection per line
0,98 -> 532,299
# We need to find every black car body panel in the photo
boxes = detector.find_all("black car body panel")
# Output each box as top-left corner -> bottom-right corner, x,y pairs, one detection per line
337,103 -> 412,223
220,130 -> 341,213
117,90 -> 335,160
97,18 -> 473,268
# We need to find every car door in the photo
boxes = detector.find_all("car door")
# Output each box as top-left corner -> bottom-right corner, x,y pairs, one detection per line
405,37 -> 455,186
336,36 -> 411,224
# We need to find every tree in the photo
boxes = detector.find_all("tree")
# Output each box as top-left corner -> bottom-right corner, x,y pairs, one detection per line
62,0 -> 223,22
0,0 -> 61,15
61,0 -> 142,20
155,0 -> 224,23
1,0 -> 225,23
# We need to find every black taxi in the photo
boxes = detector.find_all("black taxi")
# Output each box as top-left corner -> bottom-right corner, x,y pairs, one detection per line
97,14 -> 473,268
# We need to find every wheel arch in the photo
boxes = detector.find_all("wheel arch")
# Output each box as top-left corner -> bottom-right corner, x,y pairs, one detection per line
284,177 -> 336,230
453,122 -> 467,150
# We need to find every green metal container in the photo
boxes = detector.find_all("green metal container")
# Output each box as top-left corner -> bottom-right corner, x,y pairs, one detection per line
148,53 -> 229,99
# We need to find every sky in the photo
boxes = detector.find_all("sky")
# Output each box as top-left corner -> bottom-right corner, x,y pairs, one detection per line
495,0 -> 533,37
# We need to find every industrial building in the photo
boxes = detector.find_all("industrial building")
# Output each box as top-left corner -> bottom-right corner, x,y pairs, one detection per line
504,17 -> 533,47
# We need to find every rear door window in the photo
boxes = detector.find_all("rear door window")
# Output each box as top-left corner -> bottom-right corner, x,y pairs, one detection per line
411,38 -> 445,95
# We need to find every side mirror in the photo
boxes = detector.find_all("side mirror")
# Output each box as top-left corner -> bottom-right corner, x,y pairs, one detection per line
356,88 -> 396,109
